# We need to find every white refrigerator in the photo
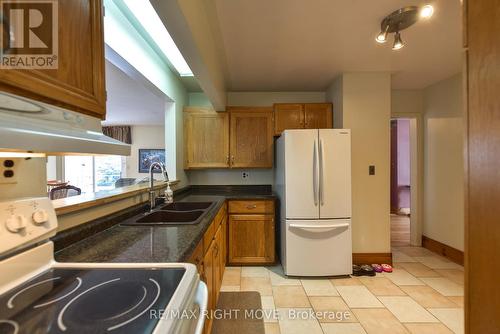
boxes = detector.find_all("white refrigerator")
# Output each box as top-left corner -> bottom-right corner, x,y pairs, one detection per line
275,129 -> 352,276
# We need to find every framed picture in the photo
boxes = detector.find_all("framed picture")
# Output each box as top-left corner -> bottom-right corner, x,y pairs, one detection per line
138,149 -> 166,173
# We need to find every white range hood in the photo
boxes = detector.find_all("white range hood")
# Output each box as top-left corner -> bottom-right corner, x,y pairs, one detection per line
0,92 -> 130,156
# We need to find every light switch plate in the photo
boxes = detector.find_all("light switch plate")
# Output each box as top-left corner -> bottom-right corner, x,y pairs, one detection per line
0,158 -> 19,184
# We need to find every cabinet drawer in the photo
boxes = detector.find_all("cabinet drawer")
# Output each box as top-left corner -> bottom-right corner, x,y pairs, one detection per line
228,200 -> 274,214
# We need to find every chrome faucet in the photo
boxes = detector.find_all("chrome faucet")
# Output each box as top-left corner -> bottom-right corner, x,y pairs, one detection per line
149,161 -> 169,211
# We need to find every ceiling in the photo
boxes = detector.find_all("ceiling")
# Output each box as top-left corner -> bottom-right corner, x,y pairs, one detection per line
213,0 -> 462,91
103,61 -> 166,125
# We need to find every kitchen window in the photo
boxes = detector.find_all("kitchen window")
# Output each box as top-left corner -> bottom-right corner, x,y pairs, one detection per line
63,155 -> 125,193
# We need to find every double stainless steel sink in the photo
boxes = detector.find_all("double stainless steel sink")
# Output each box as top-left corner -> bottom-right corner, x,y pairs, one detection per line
122,202 -> 215,226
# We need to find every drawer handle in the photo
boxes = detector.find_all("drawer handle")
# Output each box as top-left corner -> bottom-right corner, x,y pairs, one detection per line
246,204 -> 257,209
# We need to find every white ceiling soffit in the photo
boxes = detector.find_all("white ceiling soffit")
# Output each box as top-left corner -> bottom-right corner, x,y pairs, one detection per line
104,60 -> 166,126
214,0 -> 462,91
150,0 -> 228,110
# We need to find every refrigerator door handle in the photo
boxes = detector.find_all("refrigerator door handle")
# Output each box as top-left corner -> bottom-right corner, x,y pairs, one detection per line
289,223 -> 350,229
313,139 -> 319,206
319,139 -> 325,206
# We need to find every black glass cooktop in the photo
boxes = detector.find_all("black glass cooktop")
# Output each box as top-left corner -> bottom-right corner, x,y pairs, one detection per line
0,267 -> 185,334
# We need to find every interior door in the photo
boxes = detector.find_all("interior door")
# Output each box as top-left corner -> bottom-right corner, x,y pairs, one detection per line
284,129 -> 319,219
319,129 -> 351,219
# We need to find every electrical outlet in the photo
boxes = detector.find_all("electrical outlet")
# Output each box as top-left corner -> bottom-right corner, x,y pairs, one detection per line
0,159 -> 19,184
242,172 -> 250,179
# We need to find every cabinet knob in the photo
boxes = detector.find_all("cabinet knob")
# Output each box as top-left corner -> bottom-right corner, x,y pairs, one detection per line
246,204 -> 257,209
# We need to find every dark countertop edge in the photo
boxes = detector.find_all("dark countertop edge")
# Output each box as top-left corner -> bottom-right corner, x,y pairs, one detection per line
53,185 -> 276,263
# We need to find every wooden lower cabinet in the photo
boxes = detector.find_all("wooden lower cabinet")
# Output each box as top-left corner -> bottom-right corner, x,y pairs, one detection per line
188,200 -> 276,332
228,214 -> 275,265
188,203 -> 227,334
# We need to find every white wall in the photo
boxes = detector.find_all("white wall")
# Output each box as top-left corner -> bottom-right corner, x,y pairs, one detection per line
327,73 -> 392,253
423,74 -> 464,251
326,77 -> 343,128
125,126 -> 166,180
186,91 -> 326,185
227,91 -> 326,106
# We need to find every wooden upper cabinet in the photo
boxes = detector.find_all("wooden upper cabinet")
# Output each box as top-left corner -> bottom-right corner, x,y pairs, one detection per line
304,103 -> 333,129
274,103 -> 333,135
0,0 -> 106,119
228,107 -> 274,168
274,103 -> 304,135
184,108 -> 230,169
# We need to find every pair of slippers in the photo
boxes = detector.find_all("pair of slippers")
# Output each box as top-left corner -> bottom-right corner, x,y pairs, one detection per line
352,264 -> 393,276
372,263 -> 393,273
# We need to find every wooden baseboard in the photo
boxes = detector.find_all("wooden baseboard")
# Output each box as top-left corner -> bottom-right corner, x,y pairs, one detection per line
422,235 -> 464,265
352,253 -> 393,265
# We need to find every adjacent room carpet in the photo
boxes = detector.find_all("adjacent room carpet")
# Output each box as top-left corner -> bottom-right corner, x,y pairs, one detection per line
212,291 -> 265,334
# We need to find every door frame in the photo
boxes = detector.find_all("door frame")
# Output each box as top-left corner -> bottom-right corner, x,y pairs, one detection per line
391,112 -> 424,246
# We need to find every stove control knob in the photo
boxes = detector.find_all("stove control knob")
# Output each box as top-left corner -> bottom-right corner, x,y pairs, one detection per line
6,215 -> 27,233
32,210 -> 49,225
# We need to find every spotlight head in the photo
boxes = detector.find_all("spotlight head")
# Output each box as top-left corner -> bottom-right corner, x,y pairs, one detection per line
420,5 -> 434,19
392,32 -> 405,50
376,31 -> 388,43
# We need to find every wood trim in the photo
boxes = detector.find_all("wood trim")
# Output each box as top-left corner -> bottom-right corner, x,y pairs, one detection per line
352,253 -> 392,265
422,235 -> 464,265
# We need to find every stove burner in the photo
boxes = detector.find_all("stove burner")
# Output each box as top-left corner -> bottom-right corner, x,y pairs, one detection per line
57,278 -> 161,332
108,279 -> 160,332
6,276 -> 82,311
7,277 -> 60,309
0,320 -> 19,334
34,278 -> 82,309
57,278 -> 119,331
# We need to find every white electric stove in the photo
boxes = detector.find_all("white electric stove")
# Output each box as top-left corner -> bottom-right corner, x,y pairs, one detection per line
0,197 -> 207,334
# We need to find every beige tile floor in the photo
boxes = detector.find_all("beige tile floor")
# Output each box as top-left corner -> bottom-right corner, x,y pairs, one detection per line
220,246 -> 464,334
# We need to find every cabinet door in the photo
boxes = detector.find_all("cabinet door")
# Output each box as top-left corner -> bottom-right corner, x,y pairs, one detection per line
0,0 -> 106,119
203,241 -> 214,334
229,107 -> 274,168
213,225 -> 222,305
304,103 -> 333,129
188,241 -> 204,275
221,216 -> 227,275
228,214 -> 275,264
184,108 -> 230,169
274,103 -> 304,135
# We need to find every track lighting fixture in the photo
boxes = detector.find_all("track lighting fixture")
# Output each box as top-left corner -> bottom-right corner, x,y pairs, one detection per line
375,4 -> 434,51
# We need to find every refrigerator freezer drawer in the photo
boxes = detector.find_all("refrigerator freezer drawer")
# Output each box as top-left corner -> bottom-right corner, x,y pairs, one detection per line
283,219 -> 352,276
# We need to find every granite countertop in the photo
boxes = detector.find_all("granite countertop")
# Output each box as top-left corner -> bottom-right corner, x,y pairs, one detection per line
54,186 -> 276,264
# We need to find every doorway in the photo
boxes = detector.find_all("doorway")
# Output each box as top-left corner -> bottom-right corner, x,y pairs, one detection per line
390,115 -> 422,247
391,119 -> 411,246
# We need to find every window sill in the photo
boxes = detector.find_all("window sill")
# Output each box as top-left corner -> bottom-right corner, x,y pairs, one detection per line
52,180 -> 179,216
